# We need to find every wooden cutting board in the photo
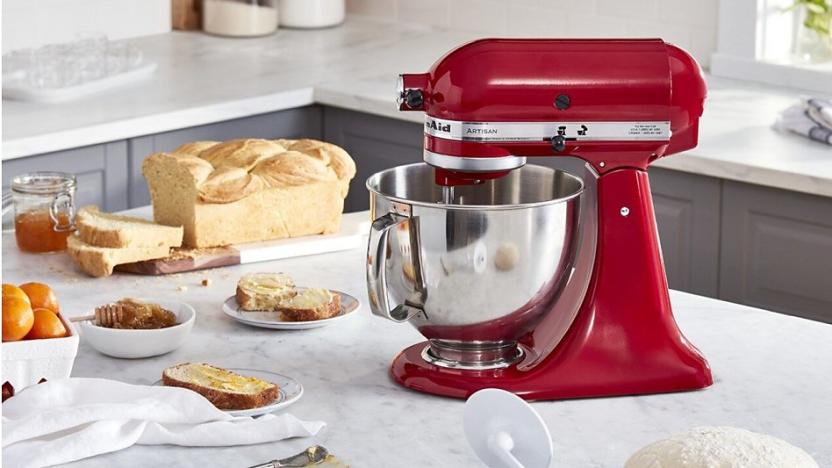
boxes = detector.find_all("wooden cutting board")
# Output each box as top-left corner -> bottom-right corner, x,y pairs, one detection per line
115,211 -> 370,275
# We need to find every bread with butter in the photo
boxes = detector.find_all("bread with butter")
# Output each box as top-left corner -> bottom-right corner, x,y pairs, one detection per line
142,138 -> 356,248
162,363 -> 278,410
235,273 -> 341,321
236,272 -> 296,311
278,288 -> 341,321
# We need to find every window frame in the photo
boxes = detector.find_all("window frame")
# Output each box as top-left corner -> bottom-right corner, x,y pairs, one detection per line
710,0 -> 832,92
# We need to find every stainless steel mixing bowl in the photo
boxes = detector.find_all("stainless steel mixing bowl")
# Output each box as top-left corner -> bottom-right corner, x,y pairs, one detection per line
366,163 -> 585,369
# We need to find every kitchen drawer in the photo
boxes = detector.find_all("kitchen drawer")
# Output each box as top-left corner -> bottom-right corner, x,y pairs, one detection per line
127,106 -> 323,207
323,107 -> 423,212
720,181 -> 832,323
649,168 -> 722,296
2,142 -> 129,220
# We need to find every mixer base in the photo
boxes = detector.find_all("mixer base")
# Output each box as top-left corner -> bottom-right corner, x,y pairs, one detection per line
391,341 -> 712,401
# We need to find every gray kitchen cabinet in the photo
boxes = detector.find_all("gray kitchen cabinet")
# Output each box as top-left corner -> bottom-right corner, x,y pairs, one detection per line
323,107 -> 423,212
127,106 -> 323,207
2,142 -> 129,214
719,181 -> 832,323
649,168 -> 722,296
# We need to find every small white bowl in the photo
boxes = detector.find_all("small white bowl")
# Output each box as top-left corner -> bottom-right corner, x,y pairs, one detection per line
80,301 -> 195,359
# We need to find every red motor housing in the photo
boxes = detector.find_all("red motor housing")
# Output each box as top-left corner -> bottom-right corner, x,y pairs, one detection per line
399,38 -> 706,182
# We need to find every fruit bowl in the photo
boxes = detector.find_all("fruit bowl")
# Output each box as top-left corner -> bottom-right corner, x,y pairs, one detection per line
1,313 -> 79,398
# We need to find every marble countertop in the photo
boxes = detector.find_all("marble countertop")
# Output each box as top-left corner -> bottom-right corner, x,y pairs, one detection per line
2,224 -> 831,467
2,16 -> 832,197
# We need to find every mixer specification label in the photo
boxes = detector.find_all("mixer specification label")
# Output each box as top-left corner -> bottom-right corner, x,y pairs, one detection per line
424,117 -> 671,142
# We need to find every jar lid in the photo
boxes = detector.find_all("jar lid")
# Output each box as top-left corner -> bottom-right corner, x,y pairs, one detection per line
11,172 -> 76,195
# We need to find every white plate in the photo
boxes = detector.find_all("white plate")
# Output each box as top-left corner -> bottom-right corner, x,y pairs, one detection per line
156,368 -> 303,417
222,289 -> 359,330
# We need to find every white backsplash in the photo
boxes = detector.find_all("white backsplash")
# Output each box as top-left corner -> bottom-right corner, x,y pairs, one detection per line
347,0 -> 718,67
2,0 -> 171,54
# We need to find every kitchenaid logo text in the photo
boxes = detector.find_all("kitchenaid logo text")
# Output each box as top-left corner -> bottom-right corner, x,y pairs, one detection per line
426,120 -> 451,132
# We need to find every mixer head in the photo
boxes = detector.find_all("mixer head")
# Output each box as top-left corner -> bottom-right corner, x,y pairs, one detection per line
397,38 -> 707,186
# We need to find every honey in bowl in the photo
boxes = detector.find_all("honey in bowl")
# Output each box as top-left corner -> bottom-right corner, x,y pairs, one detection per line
14,211 -> 74,253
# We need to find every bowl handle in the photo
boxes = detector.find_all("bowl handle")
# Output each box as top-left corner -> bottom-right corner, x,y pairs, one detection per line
366,212 -> 424,322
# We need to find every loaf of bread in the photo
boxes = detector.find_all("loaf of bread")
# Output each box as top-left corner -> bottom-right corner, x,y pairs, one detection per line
142,138 -> 356,248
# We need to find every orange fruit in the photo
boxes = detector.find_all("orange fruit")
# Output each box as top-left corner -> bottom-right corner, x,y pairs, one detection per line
19,282 -> 59,313
2,284 -> 31,306
25,308 -> 67,340
2,296 -> 34,341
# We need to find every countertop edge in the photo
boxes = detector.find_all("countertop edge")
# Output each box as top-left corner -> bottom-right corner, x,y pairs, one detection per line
2,87 -> 316,159
653,151 -> 832,198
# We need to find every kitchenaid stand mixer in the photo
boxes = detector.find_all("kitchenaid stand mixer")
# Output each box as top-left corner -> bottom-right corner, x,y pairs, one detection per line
366,39 -> 713,400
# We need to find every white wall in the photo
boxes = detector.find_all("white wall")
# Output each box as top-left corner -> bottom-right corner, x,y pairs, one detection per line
2,0 -> 171,53
347,0 -> 719,67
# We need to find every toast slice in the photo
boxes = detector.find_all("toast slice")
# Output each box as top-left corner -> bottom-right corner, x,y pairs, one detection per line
278,288 -> 341,322
236,272 -> 296,311
76,205 -> 183,248
162,363 -> 279,410
67,235 -> 171,277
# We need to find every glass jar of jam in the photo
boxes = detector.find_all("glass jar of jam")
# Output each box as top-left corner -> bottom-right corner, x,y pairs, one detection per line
3,172 -> 77,253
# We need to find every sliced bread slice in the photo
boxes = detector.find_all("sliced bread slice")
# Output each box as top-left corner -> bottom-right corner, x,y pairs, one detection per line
76,205 -> 183,248
162,363 -> 279,410
236,272 -> 296,311
278,288 -> 341,322
67,235 -> 171,277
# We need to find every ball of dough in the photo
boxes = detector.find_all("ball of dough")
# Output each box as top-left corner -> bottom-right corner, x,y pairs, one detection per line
494,243 -> 520,271
625,426 -> 818,468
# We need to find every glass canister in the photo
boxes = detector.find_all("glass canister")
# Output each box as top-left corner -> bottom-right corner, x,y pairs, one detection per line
203,0 -> 279,37
2,172 -> 77,253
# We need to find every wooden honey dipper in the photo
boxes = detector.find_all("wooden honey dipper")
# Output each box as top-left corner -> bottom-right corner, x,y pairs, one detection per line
70,304 -> 128,327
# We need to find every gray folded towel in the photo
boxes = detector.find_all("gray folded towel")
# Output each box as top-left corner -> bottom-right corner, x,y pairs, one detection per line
774,96 -> 832,145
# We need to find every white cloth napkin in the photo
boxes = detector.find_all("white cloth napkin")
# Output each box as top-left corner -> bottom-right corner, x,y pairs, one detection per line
2,378 -> 325,468
774,96 -> 832,145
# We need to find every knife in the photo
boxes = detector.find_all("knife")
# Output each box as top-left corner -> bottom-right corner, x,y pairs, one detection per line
247,445 -> 329,468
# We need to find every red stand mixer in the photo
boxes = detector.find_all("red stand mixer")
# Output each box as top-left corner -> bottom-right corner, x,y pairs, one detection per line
366,38 -> 713,400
